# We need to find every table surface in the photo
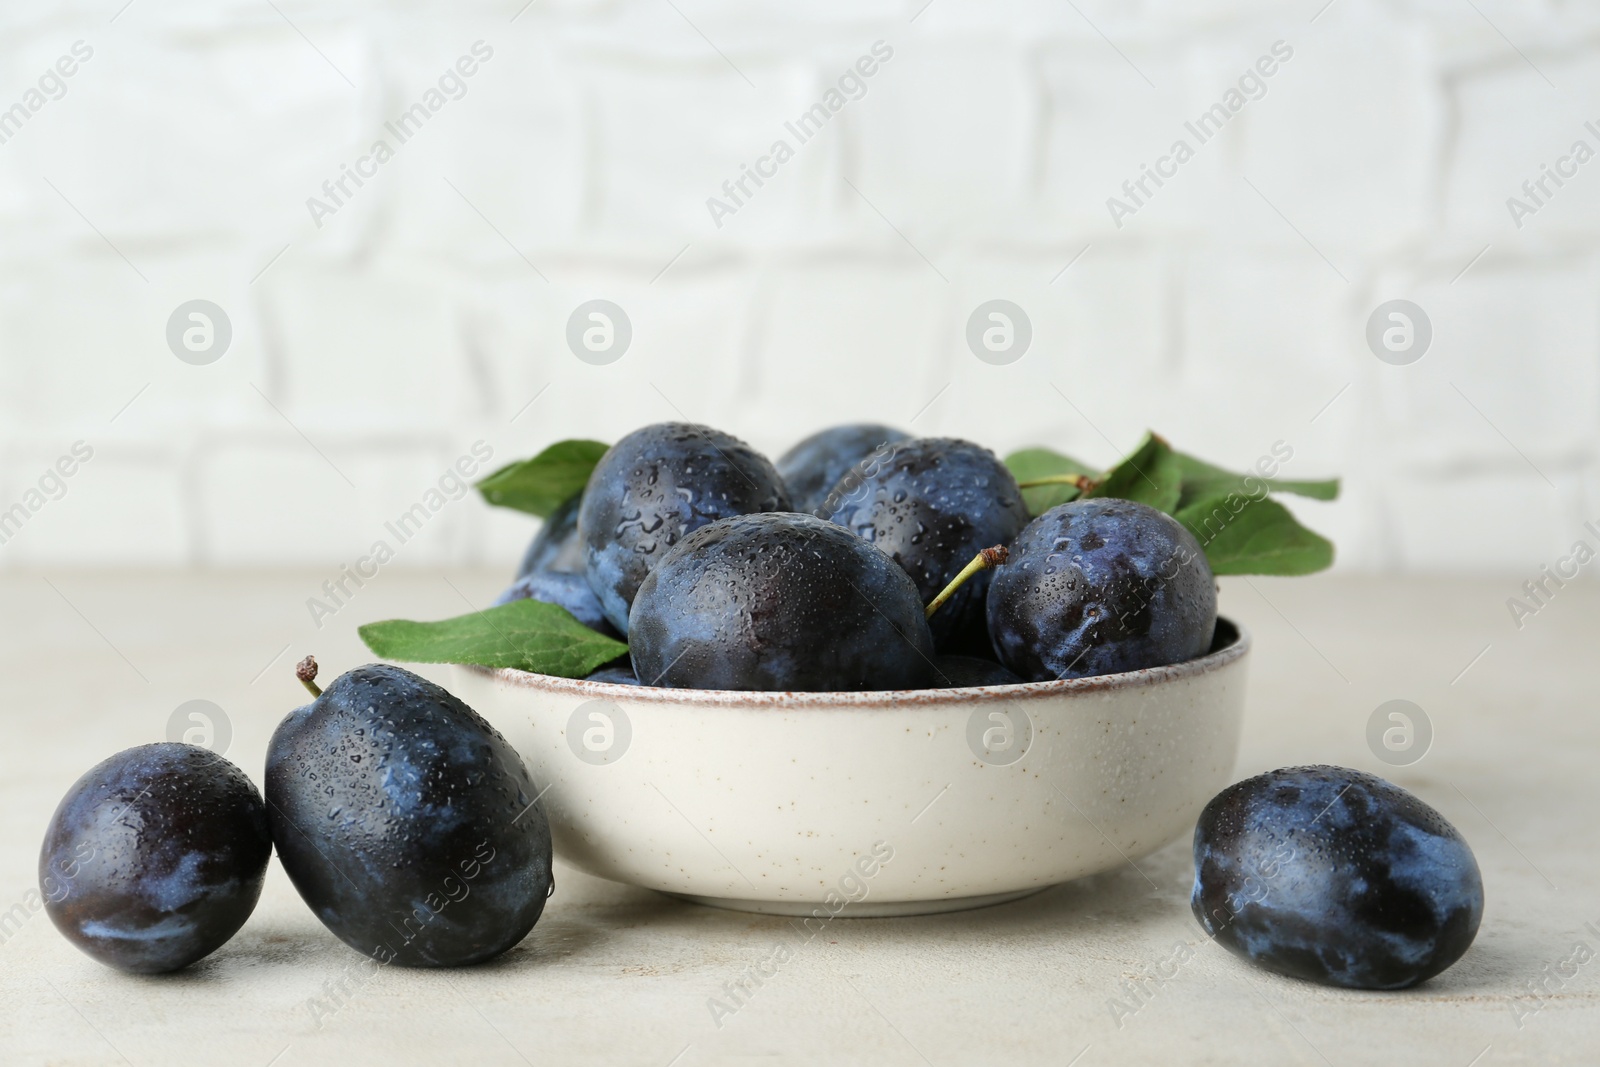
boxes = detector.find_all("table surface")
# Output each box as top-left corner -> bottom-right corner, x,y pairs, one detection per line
1,570 -> 1595,1066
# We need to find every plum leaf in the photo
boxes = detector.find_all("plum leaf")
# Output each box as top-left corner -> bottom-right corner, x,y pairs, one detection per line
1176,493 -> 1334,575
359,599 -> 627,677
476,439 -> 610,518
1004,447 -> 1101,516
1083,432 -> 1183,514
1172,450 -> 1340,510
1008,434 -> 1338,573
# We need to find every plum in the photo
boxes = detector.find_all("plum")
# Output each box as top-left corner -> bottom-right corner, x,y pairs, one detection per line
822,437 -> 1027,653
580,423 -> 791,635
933,656 -> 1024,688
776,423 -> 910,515
39,743 -> 271,974
584,665 -> 642,685
987,498 -> 1215,680
501,494 -> 618,637
628,512 -> 936,691
515,494 -> 586,579
1192,765 -> 1484,989
266,660 -> 553,967
495,570 -> 618,638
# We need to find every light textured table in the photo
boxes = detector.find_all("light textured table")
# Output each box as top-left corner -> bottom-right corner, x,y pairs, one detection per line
1,571 -> 1594,1065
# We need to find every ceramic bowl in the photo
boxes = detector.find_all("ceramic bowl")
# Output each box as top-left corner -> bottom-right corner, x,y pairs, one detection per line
452,618 -> 1249,917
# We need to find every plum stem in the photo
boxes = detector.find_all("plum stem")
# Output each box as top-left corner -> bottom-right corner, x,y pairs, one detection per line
295,655 -> 323,697
1016,472 -> 1097,493
925,545 -> 1009,620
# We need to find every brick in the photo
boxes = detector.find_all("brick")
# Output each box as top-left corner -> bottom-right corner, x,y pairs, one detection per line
14,21 -> 369,248
576,57 -> 818,244
1178,249 -> 1351,460
1036,44 -> 1226,236
195,441 -> 365,565
1139,0 -> 1293,28
741,256 -> 948,449
194,439 -> 480,566
915,0 -> 1100,42
254,262 -> 471,436
1371,256 -> 1600,468
1447,53 -> 1600,237
1386,468 -> 1582,571
1233,11 -> 1439,251
462,257 -> 760,440
372,32 -> 588,262
938,245 -> 1174,462
0,446 -> 186,566
848,39 -> 1035,241
0,264 -> 189,433
559,0 -> 904,58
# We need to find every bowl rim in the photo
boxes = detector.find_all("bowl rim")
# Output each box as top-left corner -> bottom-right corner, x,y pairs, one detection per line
461,617 -> 1250,708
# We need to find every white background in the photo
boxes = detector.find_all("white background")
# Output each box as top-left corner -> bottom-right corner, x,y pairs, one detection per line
1,0 -> 1596,575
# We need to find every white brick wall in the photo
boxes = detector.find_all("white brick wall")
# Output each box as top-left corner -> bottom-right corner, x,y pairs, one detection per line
1,0 -> 1596,574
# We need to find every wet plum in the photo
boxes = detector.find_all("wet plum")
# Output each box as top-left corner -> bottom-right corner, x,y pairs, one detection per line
628,512 -> 935,691
1191,765 -> 1484,989
495,570 -> 618,638
776,423 -> 910,515
579,423 -> 790,635
39,743 -> 271,974
266,662 -> 553,967
822,437 -> 1027,653
987,498 -> 1215,680
514,494 -> 586,580
584,665 -> 643,685
933,656 -> 1024,688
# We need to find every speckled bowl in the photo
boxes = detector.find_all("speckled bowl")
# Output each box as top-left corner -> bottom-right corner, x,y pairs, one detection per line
453,618 -> 1249,917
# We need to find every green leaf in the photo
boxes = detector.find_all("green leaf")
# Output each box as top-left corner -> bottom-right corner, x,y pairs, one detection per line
476,439 -> 610,518
359,599 -> 627,677
1172,450 -> 1340,510
1005,447 -> 1101,515
1083,432 -> 1182,514
1176,493 -> 1335,576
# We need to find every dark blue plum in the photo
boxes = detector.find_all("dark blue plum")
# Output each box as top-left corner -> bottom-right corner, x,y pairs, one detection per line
1192,766 -> 1484,990
266,664 -> 553,967
580,423 -> 791,635
933,656 -> 1024,688
628,513 -> 935,691
495,570 -> 618,639
822,437 -> 1028,653
584,665 -> 642,685
515,494 -> 585,579
504,492 -> 617,637
39,743 -> 271,974
776,423 -> 910,515
987,498 -> 1215,680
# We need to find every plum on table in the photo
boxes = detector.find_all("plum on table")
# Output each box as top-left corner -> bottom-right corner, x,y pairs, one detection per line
1191,765 -> 1484,989
39,743 -> 271,974
266,659 -> 553,967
